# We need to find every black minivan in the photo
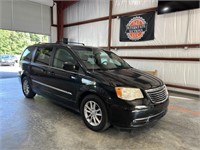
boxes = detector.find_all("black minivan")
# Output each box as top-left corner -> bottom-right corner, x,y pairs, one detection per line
19,43 -> 169,131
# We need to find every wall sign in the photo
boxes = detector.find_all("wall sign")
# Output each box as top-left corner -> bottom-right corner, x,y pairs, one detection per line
120,12 -> 155,42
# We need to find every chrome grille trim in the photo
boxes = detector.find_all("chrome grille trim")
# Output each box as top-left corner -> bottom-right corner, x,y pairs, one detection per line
145,85 -> 168,104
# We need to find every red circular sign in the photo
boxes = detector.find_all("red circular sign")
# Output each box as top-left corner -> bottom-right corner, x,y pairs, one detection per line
126,17 -> 147,41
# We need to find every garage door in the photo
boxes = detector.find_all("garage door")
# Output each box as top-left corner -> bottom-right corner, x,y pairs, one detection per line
0,0 -> 51,35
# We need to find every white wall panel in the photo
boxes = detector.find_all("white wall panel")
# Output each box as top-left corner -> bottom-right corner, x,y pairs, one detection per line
116,58 -> 200,90
53,2 -> 57,25
113,0 -> 157,14
65,20 -> 108,47
64,0 -> 200,94
0,0 -> 51,35
111,9 -> 200,46
112,48 -> 200,58
51,27 -> 57,43
65,2 -> 78,24
113,48 -> 200,93
187,9 -> 200,44
65,0 -> 109,24
167,87 -> 200,95
65,26 -> 79,43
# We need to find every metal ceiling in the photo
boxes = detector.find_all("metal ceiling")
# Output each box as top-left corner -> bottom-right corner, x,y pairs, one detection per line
29,0 -> 54,6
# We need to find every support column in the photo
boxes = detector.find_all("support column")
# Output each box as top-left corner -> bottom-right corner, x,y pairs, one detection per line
108,0 -> 113,50
56,1 -> 65,42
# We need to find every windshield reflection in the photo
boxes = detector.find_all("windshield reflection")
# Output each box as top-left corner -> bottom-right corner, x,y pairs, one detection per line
72,47 -> 131,71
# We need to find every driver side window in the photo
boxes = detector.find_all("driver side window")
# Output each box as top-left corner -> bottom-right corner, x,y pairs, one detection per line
53,48 -> 75,69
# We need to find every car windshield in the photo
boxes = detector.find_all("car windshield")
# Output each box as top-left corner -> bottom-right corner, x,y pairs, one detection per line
1,55 -> 10,59
72,47 -> 131,70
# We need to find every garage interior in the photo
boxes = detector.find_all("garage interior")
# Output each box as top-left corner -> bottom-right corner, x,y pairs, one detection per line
0,0 -> 200,150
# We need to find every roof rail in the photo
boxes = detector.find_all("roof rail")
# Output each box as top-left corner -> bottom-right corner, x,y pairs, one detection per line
37,42 -> 49,44
58,38 -> 85,46
68,41 -> 85,46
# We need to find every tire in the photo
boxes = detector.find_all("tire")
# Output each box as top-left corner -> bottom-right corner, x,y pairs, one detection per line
22,77 -> 36,98
80,94 -> 110,131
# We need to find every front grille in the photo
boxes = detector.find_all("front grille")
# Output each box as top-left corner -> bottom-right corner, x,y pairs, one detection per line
145,85 -> 168,104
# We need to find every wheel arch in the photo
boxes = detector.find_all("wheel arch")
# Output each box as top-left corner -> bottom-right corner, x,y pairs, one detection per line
79,90 -> 111,131
77,89 -> 112,112
78,91 -> 98,110
20,70 -> 31,82
21,74 -> 26,81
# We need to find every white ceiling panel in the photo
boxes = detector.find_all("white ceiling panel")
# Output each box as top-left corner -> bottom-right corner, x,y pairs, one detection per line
29,0 -> 54,6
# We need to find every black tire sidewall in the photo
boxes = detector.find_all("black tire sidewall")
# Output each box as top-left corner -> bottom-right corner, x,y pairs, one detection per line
22,77 -> 35,98
81,94 -> 109,131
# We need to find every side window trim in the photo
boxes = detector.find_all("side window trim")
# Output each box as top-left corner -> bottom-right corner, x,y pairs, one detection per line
31,46 -> 37,63
49,46 -> 56,67
20,46 -> 36,62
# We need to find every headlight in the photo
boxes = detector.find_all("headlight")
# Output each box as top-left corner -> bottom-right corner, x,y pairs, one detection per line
115,87 -> 144,101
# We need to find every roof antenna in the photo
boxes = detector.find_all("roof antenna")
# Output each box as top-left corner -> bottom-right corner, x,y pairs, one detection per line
63,38 -> 68,44
56,38 -> 68,44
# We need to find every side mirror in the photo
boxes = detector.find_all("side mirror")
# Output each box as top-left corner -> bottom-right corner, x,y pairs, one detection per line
62,62 -> 78,72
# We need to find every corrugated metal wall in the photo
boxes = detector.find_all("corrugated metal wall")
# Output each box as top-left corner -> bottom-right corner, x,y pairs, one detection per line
64,0 -> 200,94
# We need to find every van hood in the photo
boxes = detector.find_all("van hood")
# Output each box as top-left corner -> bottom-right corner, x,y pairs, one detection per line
91,68 -> 164,90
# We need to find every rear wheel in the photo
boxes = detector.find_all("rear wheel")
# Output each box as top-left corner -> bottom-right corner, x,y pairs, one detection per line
80,94 -> 110,131
22,77 -> 36,98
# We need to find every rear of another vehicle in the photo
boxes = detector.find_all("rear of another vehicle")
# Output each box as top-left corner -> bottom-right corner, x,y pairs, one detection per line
0,55 -> 15,66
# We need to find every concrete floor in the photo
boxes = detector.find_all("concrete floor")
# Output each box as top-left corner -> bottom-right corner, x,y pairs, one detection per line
0,77 -> 200,150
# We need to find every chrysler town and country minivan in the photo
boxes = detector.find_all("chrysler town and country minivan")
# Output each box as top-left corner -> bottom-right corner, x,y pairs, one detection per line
19,43 -> 169,131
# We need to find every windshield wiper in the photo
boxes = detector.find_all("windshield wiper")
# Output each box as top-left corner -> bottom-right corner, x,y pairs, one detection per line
107,67 -> 128,70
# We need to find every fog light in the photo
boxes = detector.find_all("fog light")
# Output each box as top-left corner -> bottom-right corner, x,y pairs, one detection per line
135,105 -> 148,109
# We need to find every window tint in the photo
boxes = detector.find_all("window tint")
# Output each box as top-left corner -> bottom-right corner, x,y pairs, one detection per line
21,47 -> 35,61
34,47 -> 53,65
53,48 -> 75,69
73,47 -> 130,70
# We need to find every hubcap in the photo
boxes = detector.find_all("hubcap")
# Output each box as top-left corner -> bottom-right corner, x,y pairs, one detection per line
23,80 -> 30,95
84,101 -> 102,126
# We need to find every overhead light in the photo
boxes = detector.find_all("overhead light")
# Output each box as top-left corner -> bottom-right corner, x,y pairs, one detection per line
163,7 -> 170,12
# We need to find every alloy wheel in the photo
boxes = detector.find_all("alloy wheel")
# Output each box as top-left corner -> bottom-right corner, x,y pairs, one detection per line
23,79 -> 30,95
84,101 -> 102,126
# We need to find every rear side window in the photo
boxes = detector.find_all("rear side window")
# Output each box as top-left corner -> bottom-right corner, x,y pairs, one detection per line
21,47 -> 35,61
34,47 -> 53,65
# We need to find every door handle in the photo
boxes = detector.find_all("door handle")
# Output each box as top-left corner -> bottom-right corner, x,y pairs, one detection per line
71,76 -> 76,79
51,71 -> 55,75
41,69 -> 46,73
48,71 -> 55,76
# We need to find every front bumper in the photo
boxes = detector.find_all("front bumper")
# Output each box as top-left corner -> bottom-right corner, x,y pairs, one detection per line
130,109 -> 167,127
110,99 -> 169,128
0,61 -> 14,66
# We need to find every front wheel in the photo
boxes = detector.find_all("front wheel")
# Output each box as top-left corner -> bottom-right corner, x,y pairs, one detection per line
80,94 -> 110,131
22,77 -> 36,98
